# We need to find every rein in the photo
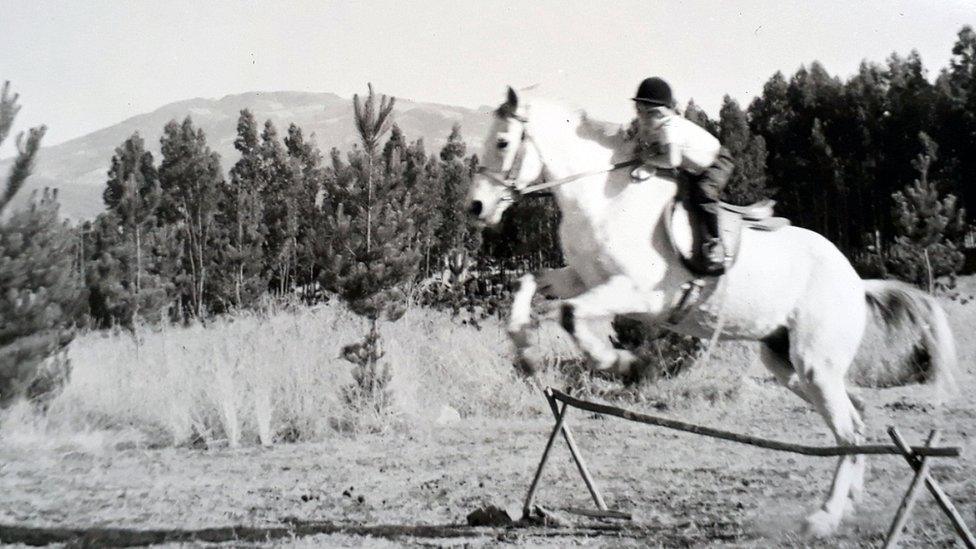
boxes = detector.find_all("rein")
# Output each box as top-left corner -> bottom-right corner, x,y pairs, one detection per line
478,114 -> 641,198
520,159 -> 641,195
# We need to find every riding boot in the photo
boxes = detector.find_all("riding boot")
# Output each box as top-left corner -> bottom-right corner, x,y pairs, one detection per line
702,237 -> 726,275
700,206 -> 726,276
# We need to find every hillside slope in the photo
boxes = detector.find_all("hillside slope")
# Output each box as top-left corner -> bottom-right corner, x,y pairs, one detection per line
2,91 -> 496,219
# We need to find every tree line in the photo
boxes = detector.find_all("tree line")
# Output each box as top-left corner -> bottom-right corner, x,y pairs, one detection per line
720,27 -> 976,283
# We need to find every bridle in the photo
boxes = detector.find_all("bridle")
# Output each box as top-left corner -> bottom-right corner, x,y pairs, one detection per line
476,113 -> 640,200
475,113 -> 539,201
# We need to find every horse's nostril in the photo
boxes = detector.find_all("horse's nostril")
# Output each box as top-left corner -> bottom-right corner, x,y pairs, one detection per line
468,200 -> 483,217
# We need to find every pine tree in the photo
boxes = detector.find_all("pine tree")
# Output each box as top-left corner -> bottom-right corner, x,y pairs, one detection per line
158,117 -> 225,318
317,84 -> 421,426
887,133 -> 966,290
382,123 -> 407,172
0,81 -> 85,405
934,26 -> 976,224
220,110 -> 267,309
742,35 -> 976,265
684,99 -> 719,136
435,124 -> 480,277
718,96 -> 769,205
284,123 -> 325,298
0,82 -> 43,213
808,117 -> 846,243
257,120 -> 300,294
842,61 -> 889,248
381,131 -> 438,276
85,213 -> 126,325
748,63 -> 855,249
86,133 -> 171,327
405,140 -> 442,277
881,52 -> 938,212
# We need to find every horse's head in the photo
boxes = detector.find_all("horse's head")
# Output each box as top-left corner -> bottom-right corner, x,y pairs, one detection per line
466,87 -> 545,226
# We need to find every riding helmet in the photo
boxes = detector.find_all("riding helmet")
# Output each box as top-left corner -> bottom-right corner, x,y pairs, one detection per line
632,77 -> 673,107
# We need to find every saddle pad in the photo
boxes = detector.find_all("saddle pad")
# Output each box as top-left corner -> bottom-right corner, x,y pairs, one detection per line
665,199 -> 789,275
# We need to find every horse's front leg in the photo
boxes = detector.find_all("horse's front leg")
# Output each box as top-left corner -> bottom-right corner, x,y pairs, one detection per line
555,275 -> 654,377
508,268 -> 585,374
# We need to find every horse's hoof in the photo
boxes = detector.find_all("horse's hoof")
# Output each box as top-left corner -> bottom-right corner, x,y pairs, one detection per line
802,509 -> 840,538
613,351 -> 643,385
515,347 -> 545,376
507,324 -> 530,348
614,350 -> 638,375
843,497 -> 857,516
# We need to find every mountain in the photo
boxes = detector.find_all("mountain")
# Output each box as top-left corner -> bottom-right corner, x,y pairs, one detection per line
1,91 -> 496,220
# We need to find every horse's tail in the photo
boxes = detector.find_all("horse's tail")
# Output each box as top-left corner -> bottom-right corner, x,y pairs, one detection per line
862,279 -> 958,393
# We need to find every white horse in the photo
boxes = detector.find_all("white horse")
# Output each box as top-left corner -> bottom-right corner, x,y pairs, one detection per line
465,87 -> 957,536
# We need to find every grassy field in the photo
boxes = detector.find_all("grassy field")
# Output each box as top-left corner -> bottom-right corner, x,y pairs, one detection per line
1,278 -> 974,546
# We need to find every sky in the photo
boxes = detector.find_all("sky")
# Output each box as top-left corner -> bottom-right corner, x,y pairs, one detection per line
0,0 -> 973,157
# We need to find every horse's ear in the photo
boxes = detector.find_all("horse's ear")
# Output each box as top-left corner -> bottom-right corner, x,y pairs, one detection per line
506,86 -> 519,107
496,86 -> 519,118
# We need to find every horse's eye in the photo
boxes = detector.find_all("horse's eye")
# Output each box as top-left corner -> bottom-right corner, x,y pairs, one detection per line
497,139 -> 509,150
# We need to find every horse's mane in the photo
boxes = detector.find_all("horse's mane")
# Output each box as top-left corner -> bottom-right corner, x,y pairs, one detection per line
579,112 -> 630,150
520,97 -> 629,153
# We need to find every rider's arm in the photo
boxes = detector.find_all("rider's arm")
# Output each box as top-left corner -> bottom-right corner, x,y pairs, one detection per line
643,122 -> 681,169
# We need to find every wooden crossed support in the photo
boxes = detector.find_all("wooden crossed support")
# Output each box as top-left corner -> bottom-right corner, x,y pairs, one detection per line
522,387 -> 624,520
883,427 -> 975,548
523,386 -> 975,547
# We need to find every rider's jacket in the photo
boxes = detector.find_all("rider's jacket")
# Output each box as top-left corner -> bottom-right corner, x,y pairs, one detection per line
639,112 -> 721,175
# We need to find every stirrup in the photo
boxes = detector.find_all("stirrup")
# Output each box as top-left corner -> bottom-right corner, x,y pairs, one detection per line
667,279 -> 706,324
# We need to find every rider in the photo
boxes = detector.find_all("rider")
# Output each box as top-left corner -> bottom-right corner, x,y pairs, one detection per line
632,77 -> 735,275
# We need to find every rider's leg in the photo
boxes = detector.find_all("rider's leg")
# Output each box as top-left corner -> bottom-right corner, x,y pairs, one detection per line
693,147 -> 734,274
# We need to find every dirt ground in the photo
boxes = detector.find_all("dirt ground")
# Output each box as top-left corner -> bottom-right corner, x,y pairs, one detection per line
1,376 -> 974,548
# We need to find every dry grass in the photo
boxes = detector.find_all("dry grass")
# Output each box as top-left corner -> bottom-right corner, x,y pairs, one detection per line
3,276 -> 974,450
0,302 -> 550,450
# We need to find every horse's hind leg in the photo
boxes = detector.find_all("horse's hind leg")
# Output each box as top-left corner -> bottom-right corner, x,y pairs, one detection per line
758,342 -> 813,406
798,371 -> 867,536
760,339 -> 868,517
790,333 -> 867,536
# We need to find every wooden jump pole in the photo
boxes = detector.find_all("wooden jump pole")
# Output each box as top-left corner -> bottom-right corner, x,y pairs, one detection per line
549,388 -> 961,458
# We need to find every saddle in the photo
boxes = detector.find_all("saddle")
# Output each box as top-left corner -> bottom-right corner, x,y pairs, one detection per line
664,196 -> 790,276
